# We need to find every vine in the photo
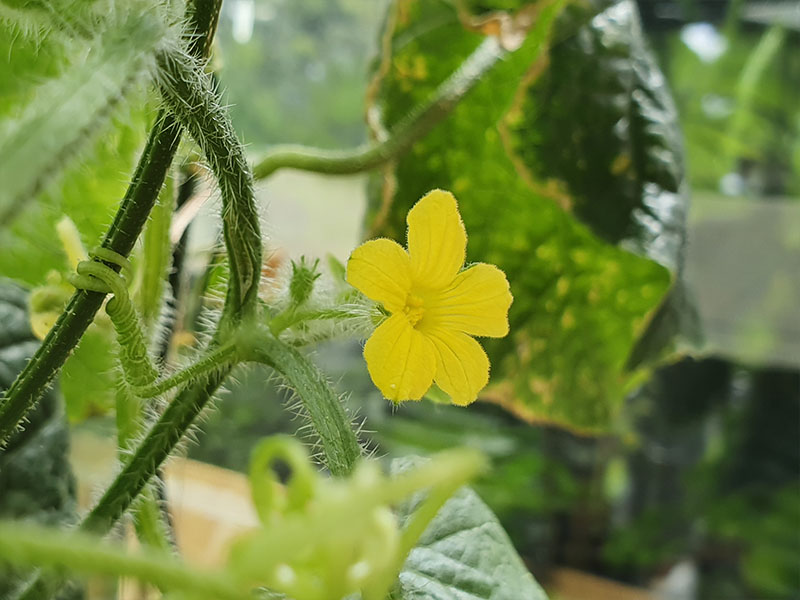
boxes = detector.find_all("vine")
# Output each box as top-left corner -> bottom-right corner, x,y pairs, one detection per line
252,37 -> 506,180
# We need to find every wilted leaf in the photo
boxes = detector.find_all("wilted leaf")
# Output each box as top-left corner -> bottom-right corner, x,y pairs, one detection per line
366,0 -> 691,430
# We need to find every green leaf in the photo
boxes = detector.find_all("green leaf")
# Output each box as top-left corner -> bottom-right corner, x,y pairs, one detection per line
0,279 -> 76,596
366,0 -> 691,430
0,10 -> 168,223
390,457 -> 548,600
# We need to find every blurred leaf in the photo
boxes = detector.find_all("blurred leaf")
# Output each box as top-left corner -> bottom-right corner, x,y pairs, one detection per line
390,456 -> 548,600
366,0 -> 691,430
0,105 -> 150,286
60,326 -> 118,422
0,75 -> 148,420
0,10 -> 167,223
663,23 -> 800,195
0,279 -> 76,595
0,98 -> 147,420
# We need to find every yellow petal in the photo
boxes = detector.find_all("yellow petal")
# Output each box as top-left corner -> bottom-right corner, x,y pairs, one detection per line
364,313 -> 436,402
428,329 -> 490,406
346,238 -> 411,313
424,263 -> 512,337
407,190 -> 466,289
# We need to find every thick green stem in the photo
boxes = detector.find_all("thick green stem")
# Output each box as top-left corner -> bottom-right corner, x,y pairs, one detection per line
252,37 -> 505,180
245,331 -> 361,476
0,522 -> 247,600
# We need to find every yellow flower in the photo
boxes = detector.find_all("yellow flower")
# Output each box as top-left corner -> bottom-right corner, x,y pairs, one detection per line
346,189 -> 512,406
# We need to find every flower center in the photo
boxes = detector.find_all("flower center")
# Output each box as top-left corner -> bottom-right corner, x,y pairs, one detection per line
403,293 -> 425,327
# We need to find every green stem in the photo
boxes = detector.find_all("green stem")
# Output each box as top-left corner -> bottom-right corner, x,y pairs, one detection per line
116,383 -> 173,556
269,307 -> 359,337
0,0 -> 223,450
0,112 -> 181,447
155,46 -> 262,323
0,521 -> 247,600
81,367 -> 229,535
252,36 -> 506,180
135,341 -> 238,397
245,330 -> 361,476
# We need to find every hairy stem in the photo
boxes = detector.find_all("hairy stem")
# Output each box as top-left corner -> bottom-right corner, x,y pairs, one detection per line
245,330 -> 361,477
135,341 -> 237,397
0,0 -> 222,448
252,36 -> 505,180
0,113 -> 181,446
155,47 -> 262,324
81,368 -> 229,535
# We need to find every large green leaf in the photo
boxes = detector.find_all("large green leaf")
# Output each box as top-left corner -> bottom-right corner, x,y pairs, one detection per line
0,280 -> 77,596
390,456 -> 548,600
366,0 -> 690,430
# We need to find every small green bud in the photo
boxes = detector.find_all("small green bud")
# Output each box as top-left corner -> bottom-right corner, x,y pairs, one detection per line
289,256 -> 321,307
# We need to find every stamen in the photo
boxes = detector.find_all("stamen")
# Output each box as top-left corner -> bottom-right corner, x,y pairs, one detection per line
403,294 -> 425,326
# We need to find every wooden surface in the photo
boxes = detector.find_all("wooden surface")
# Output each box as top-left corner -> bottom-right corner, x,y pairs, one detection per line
547,567 -> 654,600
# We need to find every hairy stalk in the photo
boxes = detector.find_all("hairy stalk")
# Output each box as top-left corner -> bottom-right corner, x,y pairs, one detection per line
0,521 -> 248,600
80,367 -> 229,536
155,46 -> 262,324
135,341 -> 238,397
252,36 -> 506,180
0,112 -> 180,447
245,330 -> 362,477
269,307 -> 358,337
